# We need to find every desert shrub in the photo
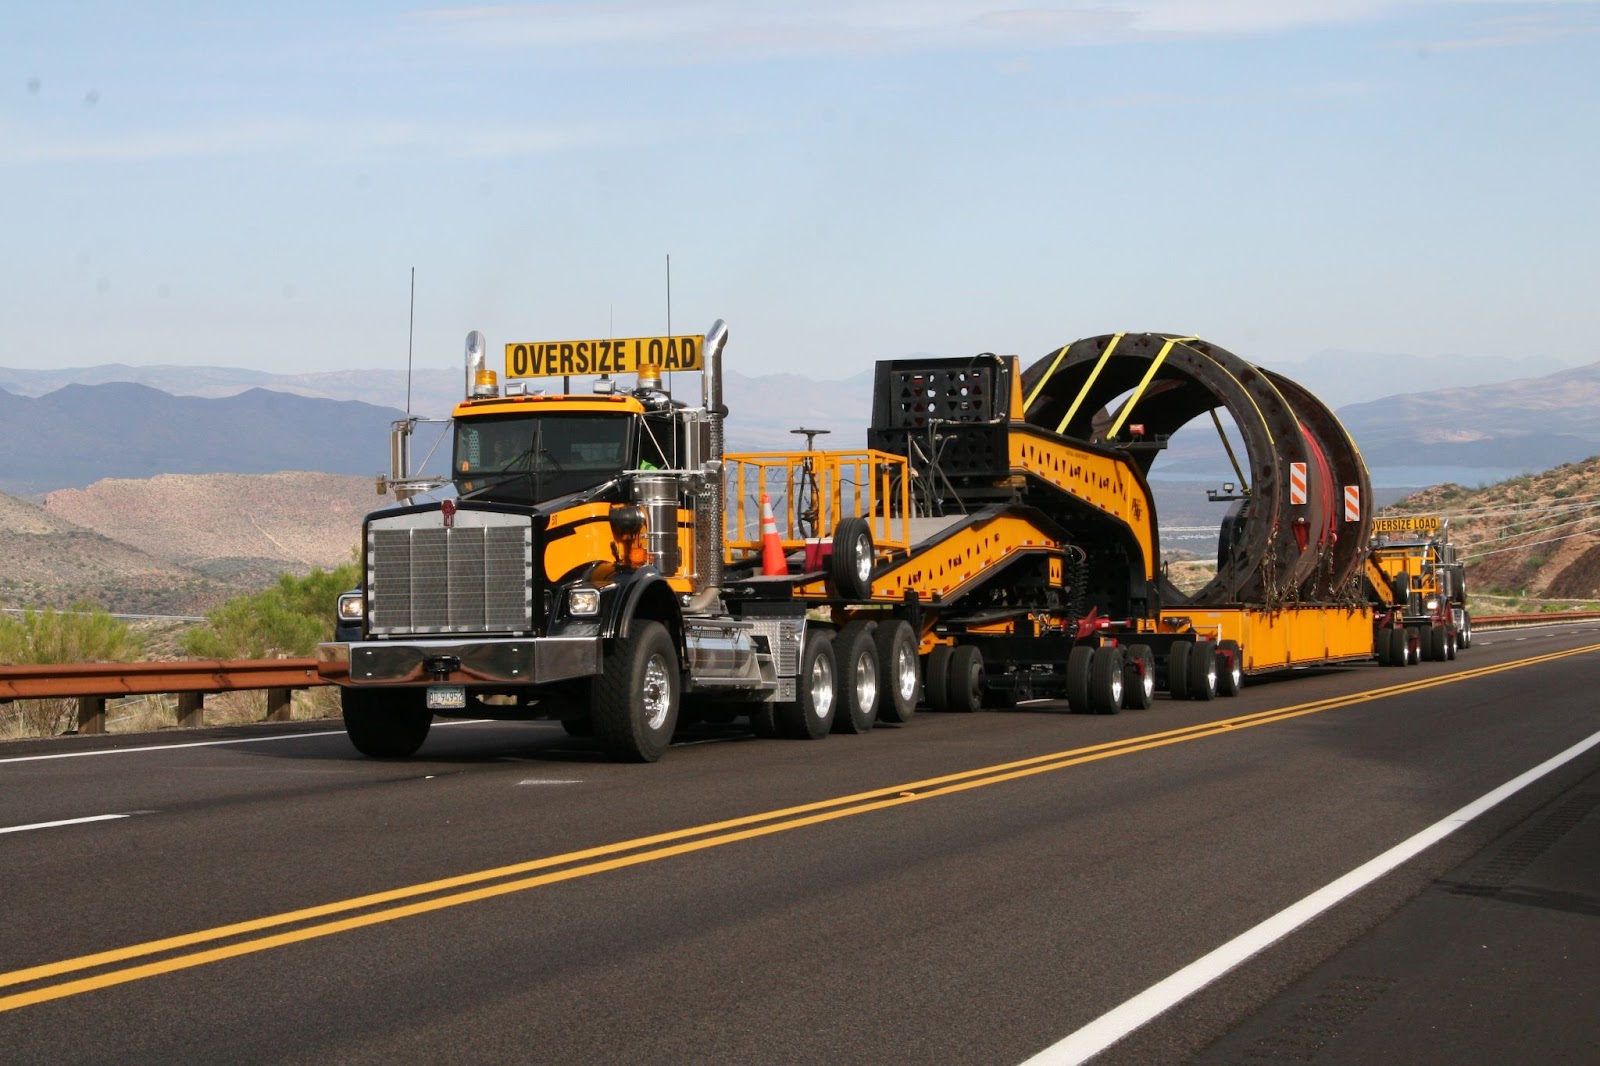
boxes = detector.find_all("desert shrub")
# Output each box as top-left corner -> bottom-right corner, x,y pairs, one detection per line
0,604 -> 145,737
182,564 -> 359,659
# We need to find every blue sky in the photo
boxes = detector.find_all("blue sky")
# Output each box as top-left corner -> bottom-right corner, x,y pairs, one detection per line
3,1 -> 1597,380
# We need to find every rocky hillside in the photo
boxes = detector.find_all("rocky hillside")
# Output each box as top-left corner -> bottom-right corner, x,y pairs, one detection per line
43,473 -> 375,585
1385,457 -> 1600,602
0,492 -> 223,614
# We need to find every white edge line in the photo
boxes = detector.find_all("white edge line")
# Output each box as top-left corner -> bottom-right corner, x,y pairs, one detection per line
0,719 -> 494,765
1022,727 -> 1600,1066
0,813 -> 133,835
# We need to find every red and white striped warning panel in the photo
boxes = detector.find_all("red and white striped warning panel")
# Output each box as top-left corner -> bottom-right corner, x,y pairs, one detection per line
1289,462 -> 1308,505
1344,485 -> 1361,521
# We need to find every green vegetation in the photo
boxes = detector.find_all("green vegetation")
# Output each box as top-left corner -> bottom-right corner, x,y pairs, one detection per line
182,564 -> 359,659
0,603 -> 145,737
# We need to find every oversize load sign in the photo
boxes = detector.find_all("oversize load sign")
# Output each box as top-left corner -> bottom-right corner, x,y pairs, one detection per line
1372,515 -> 1442,534
505,335 -> 702,378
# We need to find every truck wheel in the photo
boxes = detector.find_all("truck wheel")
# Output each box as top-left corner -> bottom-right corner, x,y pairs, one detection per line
1387,628 -> 1407,666
946,645 -> 984,713
1405,628 -> 1422,666
1376,629 -> 1393,666
875,620 -> 919,723
829,518 -> 875,600
1216,640 -> 1243,697
1089,646 -> 1125,715
591,620 -> 680,762
1123,645 -> 1155,710
748,703 -> 779,738
776,628 -> 837,739
832,621 -> 880,734
342,687 -> 432,758
560,717 -> 594,738
1167,642 -> 1192,700
924,645 -> 954,711
1066,645 -> 1095,713
1458,611 -> 1472,650
1428,625 -> 1447,661
1187,640 -> 1218,701
1446,628 -> 1458,660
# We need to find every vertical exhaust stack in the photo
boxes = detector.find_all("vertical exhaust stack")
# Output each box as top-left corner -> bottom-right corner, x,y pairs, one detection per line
687,319 -> 730,613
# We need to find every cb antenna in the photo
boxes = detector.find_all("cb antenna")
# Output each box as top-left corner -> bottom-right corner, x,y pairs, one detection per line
405,267 -> 416,416
665,253 -> 672,397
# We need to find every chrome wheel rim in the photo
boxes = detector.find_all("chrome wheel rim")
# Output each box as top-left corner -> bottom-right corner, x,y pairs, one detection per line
894,643 -> 917,702
642,654 -> 672,731
853,534 -> 872,584
811,653 -> 835,720
855,650 -> 878,712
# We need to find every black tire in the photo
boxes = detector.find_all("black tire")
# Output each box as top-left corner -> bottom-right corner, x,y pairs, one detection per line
1376,628 -> 1393,666
1216,639 -> 1243,697
946,645 -> 984,713
1167,641 -> 1192,700
1405,627 -> 1422,666
832,621 -> 880,734
1187,639 -> 1217,701
1428,625 -> 1447,661
1123,644 -> 1155,710
1458,611 -> 1472,650
1446,628 -> 1458,661
829,517 -> 875,600
1066,645 -> 1095,713
559,717 -> 594,738
924,645 -> 954,711
1387,627 -> 1407,666
875,620 -> 919,723
776,628 -> 837,739
591,620 -> 681,762
1089,646 -> 1125,715
342,687 -> 432,758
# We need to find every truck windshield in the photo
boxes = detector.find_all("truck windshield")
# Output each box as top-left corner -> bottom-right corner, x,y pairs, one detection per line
454,414 -> 631,504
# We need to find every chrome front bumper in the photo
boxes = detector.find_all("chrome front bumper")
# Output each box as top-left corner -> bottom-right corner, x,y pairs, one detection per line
316,637 -> 600,687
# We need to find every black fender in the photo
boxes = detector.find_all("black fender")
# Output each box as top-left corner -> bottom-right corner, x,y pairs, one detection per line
598,568 -> 683,647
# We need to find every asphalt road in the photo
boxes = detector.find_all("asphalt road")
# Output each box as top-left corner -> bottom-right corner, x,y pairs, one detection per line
2,623 -> 1597,1065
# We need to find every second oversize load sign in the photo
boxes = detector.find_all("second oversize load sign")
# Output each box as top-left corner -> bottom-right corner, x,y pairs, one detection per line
1371,515 -> 1442,534
505,335 -> 702,378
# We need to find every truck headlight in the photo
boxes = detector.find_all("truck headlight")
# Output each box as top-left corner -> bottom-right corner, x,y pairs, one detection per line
1425,598 -> 1439,611
567,587 -> 601,616
337,592 -> 365,622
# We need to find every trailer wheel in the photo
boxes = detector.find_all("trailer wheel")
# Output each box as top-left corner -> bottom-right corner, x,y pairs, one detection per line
833,621 -> 880,734
1123,645 -> 1155,710
560,717 -> 594,738
1446,628 -> 1458,660
342,687 -> 432,758
776,628 -> 837,739
591,620 -> 680,762
1458,611 -> 1472,650
1066,645 -> 1095,713
1405,628 -> 1422,666
1216,640 -> 1243,697
875,621 -> 920,723
1089,646 -> 1125,715
1187,640 -> 1218,701
925,645 -> 954,712
946,645 -> 985,713
1167,642 -> 1192,700
1376,629 -> 1393,666
829,518 -> 875,600
1428,625 -> 1447,661
1386,627 -> 1407,666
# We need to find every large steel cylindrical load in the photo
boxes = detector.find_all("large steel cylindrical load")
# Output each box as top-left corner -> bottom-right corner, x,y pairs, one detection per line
1020,333 -> 1372,607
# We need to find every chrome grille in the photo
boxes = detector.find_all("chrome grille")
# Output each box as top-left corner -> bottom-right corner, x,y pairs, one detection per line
367,512 -> 532,635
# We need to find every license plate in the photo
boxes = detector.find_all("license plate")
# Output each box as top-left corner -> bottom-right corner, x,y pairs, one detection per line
426,685 -> 467,710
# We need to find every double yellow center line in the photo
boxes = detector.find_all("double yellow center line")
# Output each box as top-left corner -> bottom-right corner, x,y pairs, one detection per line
3,642 -> 1596,1013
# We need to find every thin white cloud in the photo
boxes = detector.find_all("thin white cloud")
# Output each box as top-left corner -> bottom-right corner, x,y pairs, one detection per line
410,1 -> 1600,56
1398,10 -> 1600,51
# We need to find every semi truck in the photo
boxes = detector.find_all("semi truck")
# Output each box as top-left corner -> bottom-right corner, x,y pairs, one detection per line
1368,514 -> 1472,661
316,324 -> 1462,762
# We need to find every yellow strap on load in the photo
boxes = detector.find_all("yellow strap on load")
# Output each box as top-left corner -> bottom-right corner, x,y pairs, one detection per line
1106,335 -> 1197,440
1210,408 -> 1249,492
1022,344 -> 1070,414
1053,333 -> 1124,435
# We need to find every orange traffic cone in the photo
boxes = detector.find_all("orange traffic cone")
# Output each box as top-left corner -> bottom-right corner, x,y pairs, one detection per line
759,493 -> 788,576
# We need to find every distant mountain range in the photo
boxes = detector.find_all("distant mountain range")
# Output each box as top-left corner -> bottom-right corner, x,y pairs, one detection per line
2,352 -> 1597,497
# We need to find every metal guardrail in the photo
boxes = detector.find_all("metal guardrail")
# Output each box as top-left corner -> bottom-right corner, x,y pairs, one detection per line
0,658 -> 322,735
2,612 -> 1599,739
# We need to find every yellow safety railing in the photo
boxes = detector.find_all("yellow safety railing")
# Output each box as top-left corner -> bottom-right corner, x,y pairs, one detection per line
724,449 -> 912,561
